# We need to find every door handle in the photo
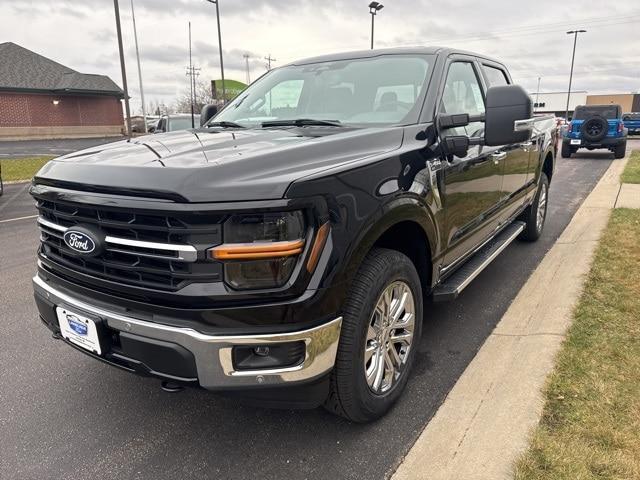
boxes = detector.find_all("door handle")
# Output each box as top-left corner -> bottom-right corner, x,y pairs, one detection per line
490,151 -> 507,164
521,141 -> 535,152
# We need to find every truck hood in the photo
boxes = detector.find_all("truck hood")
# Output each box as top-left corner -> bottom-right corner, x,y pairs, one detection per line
34,127 -> 404,202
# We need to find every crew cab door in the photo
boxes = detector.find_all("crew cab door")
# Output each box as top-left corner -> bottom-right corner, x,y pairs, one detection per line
480,62 -> 533,220
438,59 -> 504,266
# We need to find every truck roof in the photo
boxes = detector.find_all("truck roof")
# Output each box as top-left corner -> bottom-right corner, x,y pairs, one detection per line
286,46 -> 506,68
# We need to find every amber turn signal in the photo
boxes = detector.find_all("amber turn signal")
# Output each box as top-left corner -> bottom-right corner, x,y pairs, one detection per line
209,239 -> 305,260
306,223 -> 330,273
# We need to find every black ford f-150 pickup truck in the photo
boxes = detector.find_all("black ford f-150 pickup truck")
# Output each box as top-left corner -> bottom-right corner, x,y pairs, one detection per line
31,47 -> 556,422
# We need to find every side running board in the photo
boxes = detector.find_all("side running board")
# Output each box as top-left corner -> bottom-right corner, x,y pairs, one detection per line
432,221 -> 526,302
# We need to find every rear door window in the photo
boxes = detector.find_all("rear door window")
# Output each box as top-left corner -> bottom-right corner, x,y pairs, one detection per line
482,65 -> 509,87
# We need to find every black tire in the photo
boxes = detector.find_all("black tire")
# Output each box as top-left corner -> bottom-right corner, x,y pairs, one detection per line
324,248 -> 423,422
519,172 -> 549,242
561,142 -> 572,158
580,116 -> 608,142
614,141 -> 626,159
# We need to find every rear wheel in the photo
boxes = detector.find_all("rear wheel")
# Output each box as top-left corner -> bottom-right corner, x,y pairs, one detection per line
324,248 -> 422,422
561,142 -> 572,158
614,141 -> 626,159
519,173 -> 549,242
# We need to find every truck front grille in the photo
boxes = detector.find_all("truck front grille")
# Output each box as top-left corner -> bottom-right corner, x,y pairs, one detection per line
34,197 -> 223,291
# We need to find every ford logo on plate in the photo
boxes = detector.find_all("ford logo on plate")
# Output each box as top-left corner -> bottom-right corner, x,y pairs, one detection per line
63,230 -> 97,254
67,315 -> 88,336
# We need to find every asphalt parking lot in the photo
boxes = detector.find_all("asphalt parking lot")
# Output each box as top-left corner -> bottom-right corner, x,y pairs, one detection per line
1,141 -> 637,480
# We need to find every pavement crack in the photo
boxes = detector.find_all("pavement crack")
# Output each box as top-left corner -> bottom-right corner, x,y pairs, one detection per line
451,381 -> 494,461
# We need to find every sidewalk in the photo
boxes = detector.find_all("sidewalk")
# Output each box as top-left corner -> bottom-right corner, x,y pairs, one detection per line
393,152 -> 632,480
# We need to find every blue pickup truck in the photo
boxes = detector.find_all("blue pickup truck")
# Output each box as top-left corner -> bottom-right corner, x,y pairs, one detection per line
562,104 -> 627,159
623,112 -> 640,135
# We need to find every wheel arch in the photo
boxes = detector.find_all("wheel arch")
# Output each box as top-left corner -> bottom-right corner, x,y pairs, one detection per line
339,199 -> 438,295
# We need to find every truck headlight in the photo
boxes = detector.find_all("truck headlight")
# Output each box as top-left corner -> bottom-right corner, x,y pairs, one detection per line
208,211 -> 306,290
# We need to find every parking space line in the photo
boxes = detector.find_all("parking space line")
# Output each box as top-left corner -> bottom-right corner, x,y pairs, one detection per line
0,214 -> 38,224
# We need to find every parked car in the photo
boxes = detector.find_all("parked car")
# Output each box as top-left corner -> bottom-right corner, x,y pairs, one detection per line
562,104 -> 627,158
149,113 -> 197,133
622,112 -> 640,135
30,47 -> 556,422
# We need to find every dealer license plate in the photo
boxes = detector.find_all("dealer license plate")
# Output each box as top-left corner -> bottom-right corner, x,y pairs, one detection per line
56,307 -> 102,355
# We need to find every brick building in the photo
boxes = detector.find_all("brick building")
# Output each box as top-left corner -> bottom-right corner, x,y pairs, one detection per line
0,42 -> 125,140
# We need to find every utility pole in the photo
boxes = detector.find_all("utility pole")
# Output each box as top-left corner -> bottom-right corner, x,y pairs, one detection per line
113,0 -> 132,139
534,76 -> 541,113
130,0 -> 146,130
565,29 -> 587,121
186,22 -> 200,128
264,54 -> 276,71
205,0 -> 226,103
243,53 -> 251,84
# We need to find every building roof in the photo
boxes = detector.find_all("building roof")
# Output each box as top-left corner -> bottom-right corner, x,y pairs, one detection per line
0,42 -> 124,97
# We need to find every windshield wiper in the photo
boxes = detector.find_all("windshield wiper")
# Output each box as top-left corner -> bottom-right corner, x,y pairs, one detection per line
261,118 -> 343,128
206,121 -> 246,128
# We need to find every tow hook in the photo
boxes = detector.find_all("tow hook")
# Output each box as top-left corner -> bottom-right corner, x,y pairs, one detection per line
161,380 -> 184,393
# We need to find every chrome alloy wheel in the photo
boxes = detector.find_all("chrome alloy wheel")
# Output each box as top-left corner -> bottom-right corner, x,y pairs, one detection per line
536,182 -> 548,233
364,281 -> 416,394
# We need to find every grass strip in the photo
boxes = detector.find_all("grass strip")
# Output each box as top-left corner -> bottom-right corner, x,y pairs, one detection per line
515,208 -> 640,480
0,156 -> 55,182
620,150 -> 640,184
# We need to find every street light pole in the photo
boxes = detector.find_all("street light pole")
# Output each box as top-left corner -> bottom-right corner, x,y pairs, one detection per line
565,29 -> 586,121
130,0 -> 147,130
113,0 -> 132,139
368,2 -> 384,50
534,76 -> 541,113
206,0 -> 226,103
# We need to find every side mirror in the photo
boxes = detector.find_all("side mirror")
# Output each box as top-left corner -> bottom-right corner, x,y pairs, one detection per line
484,85 -> 532,146
200,104 -> 218,126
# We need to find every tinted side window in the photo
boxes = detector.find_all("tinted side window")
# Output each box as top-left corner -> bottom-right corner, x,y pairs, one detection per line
440,62 -> 485,116
483,65 -> 509,87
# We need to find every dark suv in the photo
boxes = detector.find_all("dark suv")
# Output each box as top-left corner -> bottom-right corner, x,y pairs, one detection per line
562,104 -> 627,158
31,47 -> 556,422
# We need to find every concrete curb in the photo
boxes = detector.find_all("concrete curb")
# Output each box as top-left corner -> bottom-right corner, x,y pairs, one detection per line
2,180 -> 31,185
392,152 -> 631,480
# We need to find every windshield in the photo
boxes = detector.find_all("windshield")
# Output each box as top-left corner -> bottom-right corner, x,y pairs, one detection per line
573,105 -> 620,120
169,117 -> 194,131
211,54 -> 434,128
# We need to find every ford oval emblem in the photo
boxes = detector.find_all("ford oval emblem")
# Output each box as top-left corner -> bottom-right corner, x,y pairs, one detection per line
63,230 -> 97,254
67,315 -> 88,336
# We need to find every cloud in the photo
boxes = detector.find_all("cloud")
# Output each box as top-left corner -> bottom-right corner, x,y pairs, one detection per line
3,0 -> 639,115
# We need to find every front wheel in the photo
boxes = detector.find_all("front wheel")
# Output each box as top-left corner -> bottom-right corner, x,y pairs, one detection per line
519,172 -> 549,242
324,248 -> 423,422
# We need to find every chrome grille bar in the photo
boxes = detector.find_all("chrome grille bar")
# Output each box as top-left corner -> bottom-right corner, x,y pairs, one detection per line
37,217 -> 198,262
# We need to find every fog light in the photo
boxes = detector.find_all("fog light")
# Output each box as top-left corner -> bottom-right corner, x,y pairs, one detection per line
254,346 -> 270,356
233,341 -> 305,371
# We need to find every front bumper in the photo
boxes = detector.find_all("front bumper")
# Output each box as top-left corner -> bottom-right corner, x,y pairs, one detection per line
33,274 -> 342,390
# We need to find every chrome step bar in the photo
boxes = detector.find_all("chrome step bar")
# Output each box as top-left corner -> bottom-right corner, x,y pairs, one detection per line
433,221 -> 526,302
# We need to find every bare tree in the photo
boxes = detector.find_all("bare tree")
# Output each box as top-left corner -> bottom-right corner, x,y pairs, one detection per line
173,79 -> 215,114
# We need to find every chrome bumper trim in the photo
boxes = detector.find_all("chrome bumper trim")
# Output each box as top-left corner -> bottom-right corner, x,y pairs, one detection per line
37,216 -> 198,262
33,275 -> 342,389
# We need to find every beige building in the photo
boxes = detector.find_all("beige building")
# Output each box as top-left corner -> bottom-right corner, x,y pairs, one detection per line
586,93 -> 640,113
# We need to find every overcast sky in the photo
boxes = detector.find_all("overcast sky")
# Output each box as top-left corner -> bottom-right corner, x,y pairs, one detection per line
3,0 -> 639,114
